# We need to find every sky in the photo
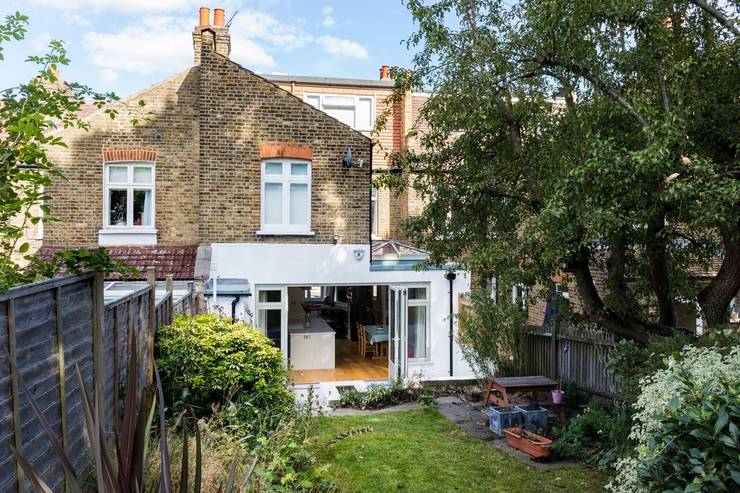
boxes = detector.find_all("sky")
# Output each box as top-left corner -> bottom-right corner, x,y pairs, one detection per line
0,0 -> 419,97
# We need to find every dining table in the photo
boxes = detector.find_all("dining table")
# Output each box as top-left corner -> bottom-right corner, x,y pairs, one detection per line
363,325 -> 389,358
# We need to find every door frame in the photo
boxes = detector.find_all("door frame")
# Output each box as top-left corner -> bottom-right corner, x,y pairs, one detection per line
388,285 -> 408,381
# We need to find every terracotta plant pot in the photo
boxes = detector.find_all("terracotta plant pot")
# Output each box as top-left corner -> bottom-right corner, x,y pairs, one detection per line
551,389 -> 565,404
503,427 -> 552,459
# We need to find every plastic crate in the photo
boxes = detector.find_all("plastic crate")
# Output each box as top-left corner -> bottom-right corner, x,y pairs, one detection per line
488,406 -> 522,437
514,404 -> 548,433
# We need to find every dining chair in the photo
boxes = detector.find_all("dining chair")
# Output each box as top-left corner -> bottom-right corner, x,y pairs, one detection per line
361,325 -> 379,359
357,324 -> 366,355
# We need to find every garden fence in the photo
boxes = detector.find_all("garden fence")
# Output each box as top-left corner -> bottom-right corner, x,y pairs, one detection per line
522,324 -> 617,399
0,269 -> 197,492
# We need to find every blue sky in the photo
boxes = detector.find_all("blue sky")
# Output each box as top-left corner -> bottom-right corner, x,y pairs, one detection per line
1,0 -> 418,97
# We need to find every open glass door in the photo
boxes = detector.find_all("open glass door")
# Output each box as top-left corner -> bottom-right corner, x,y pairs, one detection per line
388,286 -> 407,381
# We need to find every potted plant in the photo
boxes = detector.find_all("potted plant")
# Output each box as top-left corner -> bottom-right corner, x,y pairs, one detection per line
552,382 -> 565,404
503,427 -> 553,459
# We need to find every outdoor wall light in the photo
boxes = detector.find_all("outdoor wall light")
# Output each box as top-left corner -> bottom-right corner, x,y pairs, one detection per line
332,234 -> 339,245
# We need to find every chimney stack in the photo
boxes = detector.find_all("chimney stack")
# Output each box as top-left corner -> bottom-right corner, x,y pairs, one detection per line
193,6 -> 231,65
379,65 -> 390,80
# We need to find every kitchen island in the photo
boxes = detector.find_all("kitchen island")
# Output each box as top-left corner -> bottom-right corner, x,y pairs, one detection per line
289,316 -> 336,370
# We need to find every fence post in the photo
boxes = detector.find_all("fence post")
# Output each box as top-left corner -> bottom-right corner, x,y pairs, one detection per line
7,300 -> 24,493
188,281 -> 195,316
551,323 -> 560,381
146,267 -> 156,386
166,275 -> 174,324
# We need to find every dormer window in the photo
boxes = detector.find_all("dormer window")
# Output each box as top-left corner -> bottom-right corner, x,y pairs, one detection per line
258,159 -> 313,235
304,93 -> 375,133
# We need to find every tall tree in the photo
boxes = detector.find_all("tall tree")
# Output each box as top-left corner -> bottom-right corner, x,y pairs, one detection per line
379,0 -> 739,342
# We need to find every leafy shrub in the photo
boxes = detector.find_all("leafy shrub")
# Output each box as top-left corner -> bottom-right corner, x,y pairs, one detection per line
606,334 -> 694,403
636,378 -> 739,491
336,379 -> 421,409
157,314 -> 291,413
608,345 -> 740,492
457,289 -> 526,381
210,388 -> 333,492
551,404 -> 632,469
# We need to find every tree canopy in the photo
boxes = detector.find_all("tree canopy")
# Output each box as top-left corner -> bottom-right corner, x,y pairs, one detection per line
379,0 -> 739,341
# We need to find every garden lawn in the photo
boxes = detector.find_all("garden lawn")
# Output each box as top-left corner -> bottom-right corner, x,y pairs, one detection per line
311,409 -> 607,493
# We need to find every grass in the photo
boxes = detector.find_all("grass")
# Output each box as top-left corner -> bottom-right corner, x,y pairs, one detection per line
311,409 -> 607,493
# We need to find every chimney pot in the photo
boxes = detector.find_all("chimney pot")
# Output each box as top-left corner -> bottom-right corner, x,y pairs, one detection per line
379,65 -> 390,80
199,7 -> 210,26
214,8 -> 225,27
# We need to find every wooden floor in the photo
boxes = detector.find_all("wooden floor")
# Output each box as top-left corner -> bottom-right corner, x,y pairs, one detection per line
290,339 -> 388,384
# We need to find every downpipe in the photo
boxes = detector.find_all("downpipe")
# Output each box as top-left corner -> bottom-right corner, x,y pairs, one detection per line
445,271 -> 457,377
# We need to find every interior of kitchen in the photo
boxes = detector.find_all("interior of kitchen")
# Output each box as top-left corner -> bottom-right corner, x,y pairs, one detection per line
288,285 -> 389,384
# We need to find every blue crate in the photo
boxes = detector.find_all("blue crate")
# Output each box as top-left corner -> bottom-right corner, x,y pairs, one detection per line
488,406 -> 522,437
514,404 -> 549,432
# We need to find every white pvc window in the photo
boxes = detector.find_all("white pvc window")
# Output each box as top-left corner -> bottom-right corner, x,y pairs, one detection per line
407,286 -> 430,360
103,162 -> 154,228
260,159 -> 311,234
304,93 -> 375,132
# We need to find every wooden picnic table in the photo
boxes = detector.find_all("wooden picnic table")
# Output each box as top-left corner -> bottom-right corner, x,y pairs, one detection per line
483,376 -> 565,423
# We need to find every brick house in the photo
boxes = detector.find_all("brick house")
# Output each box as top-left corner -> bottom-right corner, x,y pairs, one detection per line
37,8 -> 474,389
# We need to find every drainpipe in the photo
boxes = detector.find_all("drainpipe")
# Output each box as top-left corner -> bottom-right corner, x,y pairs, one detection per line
231,294 -> 241,323
445,271 -> 457,376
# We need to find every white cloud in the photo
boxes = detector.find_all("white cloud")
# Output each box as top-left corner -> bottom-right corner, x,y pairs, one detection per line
62,12 -> 91,27
317,35 -> 368,59
31,32 -> 51,52
321,5 -> 335,27
229,10 -> 314,52
29,0 -> 203,14
98,68 -> 119,84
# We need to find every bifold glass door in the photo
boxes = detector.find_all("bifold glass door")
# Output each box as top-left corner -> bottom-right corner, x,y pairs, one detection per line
388,286 -> 407,381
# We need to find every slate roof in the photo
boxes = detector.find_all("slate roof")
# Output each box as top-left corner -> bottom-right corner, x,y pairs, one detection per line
38,245 -> 198,280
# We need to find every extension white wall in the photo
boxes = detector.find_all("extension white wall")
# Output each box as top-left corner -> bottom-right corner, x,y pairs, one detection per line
208,242 -> 475,380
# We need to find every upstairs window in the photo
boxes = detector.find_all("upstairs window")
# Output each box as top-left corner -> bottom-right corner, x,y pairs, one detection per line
260,159 -> 312,234
304,93 -> 375,132
104,162 -> 154,228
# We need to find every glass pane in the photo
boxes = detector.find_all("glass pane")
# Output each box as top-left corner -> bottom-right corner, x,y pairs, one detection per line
264,182 -> 283,224
356,97 -> 372,129
133,189 -> 152,226
108,166 -> 128,183
408,305 -> 427,359
291,162 -> 308,176
289,183 -> 308,225
259,290 -> 282,303
108,189 -> 127,226
133,167 -> 152,184
323,95 -> 354,107
324,106 -> 355,127
258,308 -> 282,348
305,95 -> 320,109
389,289 -> 396,362
265,162 -> 282,175
408,287 -> 427,300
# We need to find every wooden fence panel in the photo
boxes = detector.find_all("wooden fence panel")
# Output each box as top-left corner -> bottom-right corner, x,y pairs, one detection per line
0,273 -> 199,492
523,324 -> 616,399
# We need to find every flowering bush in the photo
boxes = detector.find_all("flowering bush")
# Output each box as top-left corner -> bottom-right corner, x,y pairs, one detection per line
608,345 -> 740,492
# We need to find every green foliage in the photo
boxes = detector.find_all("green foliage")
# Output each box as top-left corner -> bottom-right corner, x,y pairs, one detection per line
609,345 -> 740,492
457,289 -> 526,381
156,314 -> 291,414
337,379 -> 421,410
379,0 -> 740,338
0,13 -> 151,291
551,404 -> 632,469
636,377 -> 739,492
607,334 -> 694,403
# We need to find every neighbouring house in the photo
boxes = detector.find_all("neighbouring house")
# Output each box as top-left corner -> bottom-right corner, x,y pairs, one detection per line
34,7 -> 475,389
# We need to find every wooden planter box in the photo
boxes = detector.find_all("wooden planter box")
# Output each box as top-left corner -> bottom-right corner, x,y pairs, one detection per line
503,427 -> 552,459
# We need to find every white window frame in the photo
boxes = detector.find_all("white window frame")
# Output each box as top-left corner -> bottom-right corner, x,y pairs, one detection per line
407,284 -> 431,362
371,186 -> 379,239
258,159 -> 313,235
303,93 -> 376,132
255,285 -> 288,356
512,284 -> 527,309
102,161 -> 156,230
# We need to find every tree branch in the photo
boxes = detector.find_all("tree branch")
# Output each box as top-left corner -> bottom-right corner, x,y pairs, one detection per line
690,0 -> 740,37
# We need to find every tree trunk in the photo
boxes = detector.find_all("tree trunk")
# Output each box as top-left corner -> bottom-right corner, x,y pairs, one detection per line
646,208 -> 677,329
698,229 -> 740,327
